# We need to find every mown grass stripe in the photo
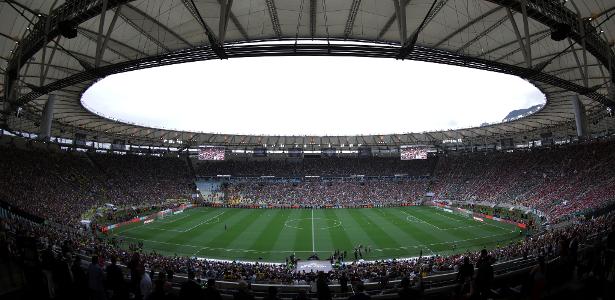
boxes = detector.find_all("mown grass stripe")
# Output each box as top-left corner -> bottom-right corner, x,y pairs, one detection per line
322,209 -> 354,258
197,209 -> 265,258
110,206 -> 524,262
268,209 -> 309,260
332,209 -> 377,250
292,209 -> 313,257
353,209 -> 402,249
242,210 -> 292,260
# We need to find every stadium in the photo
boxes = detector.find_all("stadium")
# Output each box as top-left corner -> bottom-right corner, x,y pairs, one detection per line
1,1 -> 615,300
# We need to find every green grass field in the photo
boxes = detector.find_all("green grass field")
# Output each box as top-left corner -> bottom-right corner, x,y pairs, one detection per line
110,206 -> 522,262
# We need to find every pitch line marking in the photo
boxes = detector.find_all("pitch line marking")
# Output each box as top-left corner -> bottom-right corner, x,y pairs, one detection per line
311,209 -> 315,253
431,210 -> 469,223
399,209 -> 442,230
181,211 -> 226,232
144,216 -> 223,233
157,209 -> 202,224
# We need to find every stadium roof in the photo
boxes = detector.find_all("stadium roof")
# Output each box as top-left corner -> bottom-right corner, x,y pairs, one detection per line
1,0 -> 615,149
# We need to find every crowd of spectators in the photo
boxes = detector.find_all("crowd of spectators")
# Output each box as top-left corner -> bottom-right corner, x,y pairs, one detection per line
1,210 -> 613,299
89,154 -> 195,206
222,179 -> 428,207
195,157 -> 437,177
432,141 -> 615,221
2,140 -> 615,298
2,139 -> 615,225
0,147 -> 195,223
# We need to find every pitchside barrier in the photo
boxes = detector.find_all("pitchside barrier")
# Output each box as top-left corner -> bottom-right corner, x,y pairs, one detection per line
101,203 -> 193,232
429,201 -> 528,229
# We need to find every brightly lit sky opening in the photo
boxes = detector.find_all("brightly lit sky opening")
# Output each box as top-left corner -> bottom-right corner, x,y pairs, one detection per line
82,57 -> 545,136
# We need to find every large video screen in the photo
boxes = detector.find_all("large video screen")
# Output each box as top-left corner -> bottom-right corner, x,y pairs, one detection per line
198,147 -> 225,160
400,146 -> 428,160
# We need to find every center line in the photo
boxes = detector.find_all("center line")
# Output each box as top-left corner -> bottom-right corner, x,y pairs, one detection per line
311,209 -> 315,253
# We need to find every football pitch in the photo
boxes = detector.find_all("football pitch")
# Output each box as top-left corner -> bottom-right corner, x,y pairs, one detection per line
110,206 -> 522,262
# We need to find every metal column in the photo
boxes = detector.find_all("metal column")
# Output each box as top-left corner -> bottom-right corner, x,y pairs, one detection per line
570,95 -> 588,138
39,94 -> 56,141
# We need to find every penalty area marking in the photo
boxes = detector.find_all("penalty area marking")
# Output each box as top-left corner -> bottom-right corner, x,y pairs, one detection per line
156,208 -> 204,224
180,211 -> 226,232
399,210 -> 442,229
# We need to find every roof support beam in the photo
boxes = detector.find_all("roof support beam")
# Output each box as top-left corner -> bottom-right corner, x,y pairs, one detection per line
265,0 -> 282,38
486,0 -> 615,82
499,36 -> 571,64
506,8 -> 530,67
343,0 -> 361,39
96,5 -> 121,67
377,13 -> 397,40
0,32 -> 19,42
95,0 -> 109,68
414,0 -> 448,34
479,29 -> 549,59
455,13 -> 509,54
568,38 -> 588,87
182,0 -> 226,59
434,6 -> 503,48
393,0 -> 407,45
218,0 -> 233,43
377,0 -> 412,40
119,4 -> 192,52
310,0 -> 317,38
78,27 -> 144,60
398,0 -> 438,59
41,36 -> 61,86
216,0 -> 249,40
519,0 -> 532,67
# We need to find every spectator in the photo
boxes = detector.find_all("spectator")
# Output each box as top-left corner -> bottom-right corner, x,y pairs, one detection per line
339,272 -> 349,294
234,281 -> 254,300
88,255 -> 106,300
179,270 -> 201,300
105,256 -> 125,299
263,286 -> 281,300
316,272 -> 331,300
349,282 -> 370,300
140,265 -> 153,300
203,278 -> 222,300
398,277 -> 421,299
527,256 -> 546,300
473,249 -> 494,300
